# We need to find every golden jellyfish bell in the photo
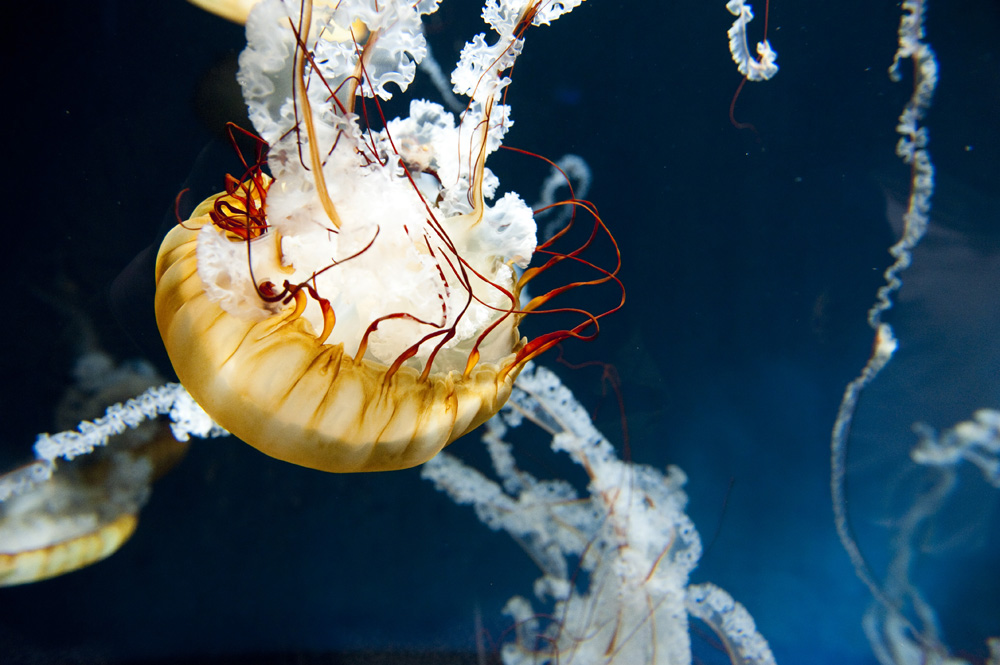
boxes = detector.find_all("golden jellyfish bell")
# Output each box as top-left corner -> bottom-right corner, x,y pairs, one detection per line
156,0 -> 617,473
155,185 -> 525,473
187,0 -> 260,25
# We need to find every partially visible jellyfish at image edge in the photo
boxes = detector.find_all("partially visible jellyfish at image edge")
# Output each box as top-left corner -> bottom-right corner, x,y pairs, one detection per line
0,351 -> 189,587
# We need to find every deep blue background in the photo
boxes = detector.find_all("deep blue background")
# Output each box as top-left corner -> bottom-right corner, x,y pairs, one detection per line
1,1 -> 997,663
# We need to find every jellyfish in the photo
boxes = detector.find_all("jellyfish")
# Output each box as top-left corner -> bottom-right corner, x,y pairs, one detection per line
0,351 -> 189,587
154,0 -> 617,473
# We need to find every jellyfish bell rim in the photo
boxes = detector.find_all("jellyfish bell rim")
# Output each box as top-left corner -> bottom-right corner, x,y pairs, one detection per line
0,512 -> 139,588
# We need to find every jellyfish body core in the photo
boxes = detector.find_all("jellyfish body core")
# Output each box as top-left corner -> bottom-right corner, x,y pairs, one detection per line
155,0 -> 597,472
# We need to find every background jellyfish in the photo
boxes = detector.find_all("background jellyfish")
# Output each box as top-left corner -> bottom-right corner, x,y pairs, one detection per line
0,349 -> 182,587
1,0 -> 998,663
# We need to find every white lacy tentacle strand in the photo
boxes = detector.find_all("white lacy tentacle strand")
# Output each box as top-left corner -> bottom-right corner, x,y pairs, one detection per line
726,0 -> 778,81
0,384 -> 226,503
